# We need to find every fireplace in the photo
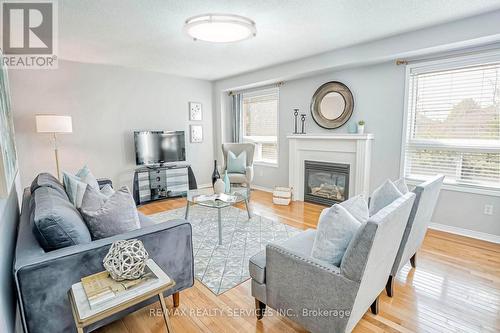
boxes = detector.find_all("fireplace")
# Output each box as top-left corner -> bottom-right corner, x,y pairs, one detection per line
304,160 -> 350,206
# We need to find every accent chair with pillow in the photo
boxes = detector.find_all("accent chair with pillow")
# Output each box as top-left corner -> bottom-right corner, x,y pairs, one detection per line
386,174 -> 444,297
249,191 -> 416,333
14,172 -> 194,333
221,143 -> 255,196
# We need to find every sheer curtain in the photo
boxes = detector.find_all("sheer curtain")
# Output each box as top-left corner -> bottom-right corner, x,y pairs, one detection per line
231,93 -> 243,143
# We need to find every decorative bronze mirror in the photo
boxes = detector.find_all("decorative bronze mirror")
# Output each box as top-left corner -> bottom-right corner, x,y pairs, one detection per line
310,81 -> 354,129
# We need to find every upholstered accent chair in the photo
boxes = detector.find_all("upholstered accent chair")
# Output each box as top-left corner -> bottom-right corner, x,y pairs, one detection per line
249,192 -> 416,333
386,175 -> 444,297
221,143 -> 255,196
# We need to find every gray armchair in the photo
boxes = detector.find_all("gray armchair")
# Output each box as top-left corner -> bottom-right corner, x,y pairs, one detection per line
249,192 -> 416,333
221,143 -> 255,195
386,175 -> 444,297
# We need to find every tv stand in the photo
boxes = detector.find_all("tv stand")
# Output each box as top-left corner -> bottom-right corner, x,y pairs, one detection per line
132,163 -> 195,205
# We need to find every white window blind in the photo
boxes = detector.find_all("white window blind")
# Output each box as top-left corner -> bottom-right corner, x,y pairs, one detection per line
403,58 -> 500,191
242,88 -> 279,164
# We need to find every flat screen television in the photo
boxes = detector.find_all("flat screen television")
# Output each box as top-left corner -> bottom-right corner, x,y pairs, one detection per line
134,131 -> 186,165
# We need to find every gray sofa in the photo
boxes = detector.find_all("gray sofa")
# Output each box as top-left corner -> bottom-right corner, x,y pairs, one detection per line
14,174 -> 194,333
249,192 -> 416,333
386,175 -> 444,296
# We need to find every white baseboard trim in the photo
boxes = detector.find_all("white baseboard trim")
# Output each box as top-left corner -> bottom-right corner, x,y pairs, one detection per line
251,184 -> 274,193
428,223 -> 500,244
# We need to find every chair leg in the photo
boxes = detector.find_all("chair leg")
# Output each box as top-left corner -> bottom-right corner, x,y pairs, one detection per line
255,299 -> 266,320
370,297 -> 379,315
410,253 -> 417,268
172,292 -> 179,307
385,275 -> 394,297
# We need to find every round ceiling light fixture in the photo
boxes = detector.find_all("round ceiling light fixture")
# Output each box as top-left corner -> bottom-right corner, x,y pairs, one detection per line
184,14 -> 256,43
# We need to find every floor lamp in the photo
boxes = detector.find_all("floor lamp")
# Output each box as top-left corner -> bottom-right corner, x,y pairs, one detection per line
35,115 -> 73,180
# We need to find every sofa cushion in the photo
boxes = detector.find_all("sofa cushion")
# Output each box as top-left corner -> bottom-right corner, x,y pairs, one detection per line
30,186 -> 91,251
79,186 -> 141,240
30,173 -> 67,198
227,173 -> 247,183
249,229 -> 316,284
369,179 -> 403,216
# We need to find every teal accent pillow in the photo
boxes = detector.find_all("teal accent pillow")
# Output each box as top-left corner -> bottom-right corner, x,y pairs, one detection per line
76,165 -> 99,190
63,172 -> 87,208
227,150 -> 247,174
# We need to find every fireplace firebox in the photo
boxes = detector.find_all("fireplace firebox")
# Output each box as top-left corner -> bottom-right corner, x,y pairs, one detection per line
304,160 -> 350,206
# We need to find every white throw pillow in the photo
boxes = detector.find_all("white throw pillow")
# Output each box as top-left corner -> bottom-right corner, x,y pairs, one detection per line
369,179 -> 403,216
312,204 -> 362,266
338,195 -> 369,223
393,178 -> 409,194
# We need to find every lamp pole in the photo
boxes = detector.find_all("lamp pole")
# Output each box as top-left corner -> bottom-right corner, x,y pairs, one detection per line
53,132 -> 61,180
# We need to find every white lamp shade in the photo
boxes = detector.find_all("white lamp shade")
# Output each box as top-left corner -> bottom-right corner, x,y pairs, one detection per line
36,115 -> 73,133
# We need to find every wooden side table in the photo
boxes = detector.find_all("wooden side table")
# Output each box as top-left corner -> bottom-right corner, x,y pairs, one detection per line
69,259 -> 175,333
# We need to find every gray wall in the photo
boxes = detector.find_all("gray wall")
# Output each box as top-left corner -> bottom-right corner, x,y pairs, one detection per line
9,60 -> 214,189
238,61 -> 500,236
0,178 -> 20,333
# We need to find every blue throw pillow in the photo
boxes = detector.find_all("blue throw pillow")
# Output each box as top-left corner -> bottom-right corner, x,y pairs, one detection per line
227,150 -> 247,174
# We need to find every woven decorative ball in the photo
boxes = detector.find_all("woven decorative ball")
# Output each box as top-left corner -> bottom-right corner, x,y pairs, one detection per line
103,239 -> 149,281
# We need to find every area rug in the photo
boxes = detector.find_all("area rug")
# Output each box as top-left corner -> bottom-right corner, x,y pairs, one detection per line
149,205 -> 302,295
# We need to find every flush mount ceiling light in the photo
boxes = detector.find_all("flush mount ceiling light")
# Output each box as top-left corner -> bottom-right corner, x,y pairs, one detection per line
184,14 -> 256,43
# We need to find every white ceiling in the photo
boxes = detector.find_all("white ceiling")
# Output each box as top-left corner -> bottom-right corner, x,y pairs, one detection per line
59,0 -> 500,80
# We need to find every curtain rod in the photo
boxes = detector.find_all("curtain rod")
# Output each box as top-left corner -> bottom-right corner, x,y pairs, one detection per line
228,81 -> 284,96
395,45 -> 500,66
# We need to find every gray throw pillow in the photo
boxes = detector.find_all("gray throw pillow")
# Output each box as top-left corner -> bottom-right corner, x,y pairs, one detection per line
311,204 -> 362,266
80,186 -> 140,240
30,172 -> 67,198
393,178 -> 409,194
369,179 -> 403,216
31,186 -> 91,251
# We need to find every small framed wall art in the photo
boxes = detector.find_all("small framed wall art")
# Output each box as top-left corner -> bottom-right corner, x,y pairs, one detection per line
190,125 -> 203,143
189,102 -> 202,121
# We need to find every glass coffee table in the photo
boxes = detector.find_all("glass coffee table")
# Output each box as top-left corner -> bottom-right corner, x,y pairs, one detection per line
184,187 -> 251,245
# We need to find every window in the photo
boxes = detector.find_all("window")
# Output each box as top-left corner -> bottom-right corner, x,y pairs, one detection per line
242,88 -> 279,165
402,55 -> 500,192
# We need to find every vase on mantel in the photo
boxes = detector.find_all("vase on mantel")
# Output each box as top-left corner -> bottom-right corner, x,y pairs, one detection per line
211,160 -> 220,186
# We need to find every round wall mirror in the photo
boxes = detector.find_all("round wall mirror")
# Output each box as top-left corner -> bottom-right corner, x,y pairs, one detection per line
310,81 -> 354,129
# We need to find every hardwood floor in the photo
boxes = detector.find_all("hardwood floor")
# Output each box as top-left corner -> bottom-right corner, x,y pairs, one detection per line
97,190 -> 500,333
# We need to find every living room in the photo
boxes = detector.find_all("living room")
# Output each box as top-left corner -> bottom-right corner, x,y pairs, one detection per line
0,1 -> 499,333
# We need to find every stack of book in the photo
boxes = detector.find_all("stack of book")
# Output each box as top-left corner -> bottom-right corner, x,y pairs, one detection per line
81,267 -> 158,309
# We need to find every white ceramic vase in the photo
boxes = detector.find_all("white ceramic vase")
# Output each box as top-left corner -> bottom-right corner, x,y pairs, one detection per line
357,124 -> 365,134
214,178 -> 225,194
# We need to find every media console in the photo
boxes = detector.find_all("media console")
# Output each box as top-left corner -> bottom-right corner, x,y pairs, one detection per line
132,164 -> 196,205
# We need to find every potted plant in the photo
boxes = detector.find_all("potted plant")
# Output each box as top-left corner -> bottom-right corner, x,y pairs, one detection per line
357,120 -> 366,134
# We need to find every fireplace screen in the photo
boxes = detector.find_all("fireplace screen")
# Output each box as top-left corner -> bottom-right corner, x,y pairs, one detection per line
304,160 -> 350,206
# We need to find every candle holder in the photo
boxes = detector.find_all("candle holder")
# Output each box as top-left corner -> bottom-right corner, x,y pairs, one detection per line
293,109 -> 299,134
300,114 -> 306,134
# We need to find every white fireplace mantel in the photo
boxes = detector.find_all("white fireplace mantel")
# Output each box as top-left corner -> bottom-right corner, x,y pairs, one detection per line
287,134 -> 373,201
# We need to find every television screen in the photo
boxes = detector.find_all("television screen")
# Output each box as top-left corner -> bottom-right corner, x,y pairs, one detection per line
134,131 -> 186,165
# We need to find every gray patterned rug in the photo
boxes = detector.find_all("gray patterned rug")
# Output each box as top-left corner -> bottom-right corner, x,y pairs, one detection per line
149,205 -> 301,295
